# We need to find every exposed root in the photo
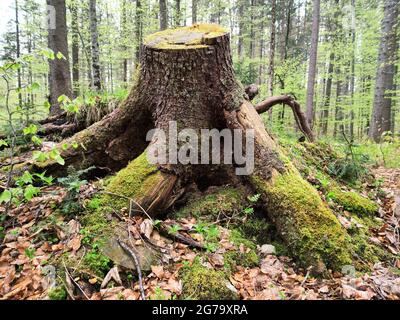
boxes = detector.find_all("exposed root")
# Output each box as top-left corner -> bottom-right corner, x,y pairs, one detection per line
255,94 -> 315,142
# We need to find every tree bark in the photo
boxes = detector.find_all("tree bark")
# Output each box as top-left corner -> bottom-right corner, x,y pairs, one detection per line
121,0 -> 128,84
70,0 -> 80,97
369,0 -> 399,142
135,0 -> 143,65
34,25 -> 351,271
89,0 -> 102,91
305,0 -> 320,128
46,0 -> 72,115
267,0 -> 276,99
159,0 -> 168,30
175,0 -> 181,27
192,0 -> 197,24
15,0 -> 23,113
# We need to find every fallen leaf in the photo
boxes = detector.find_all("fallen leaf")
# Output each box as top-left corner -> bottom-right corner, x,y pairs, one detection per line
151,265 -> 165,279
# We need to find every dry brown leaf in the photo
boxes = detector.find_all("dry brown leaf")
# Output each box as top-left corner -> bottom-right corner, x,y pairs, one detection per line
151,265 -> 165,279
140,219 -> 153,239
208,253 -> 224,267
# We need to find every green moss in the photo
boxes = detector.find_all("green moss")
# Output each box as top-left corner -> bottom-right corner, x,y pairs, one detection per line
238,218 -> 272,244
102,151 -> 160,210
173,186 -> 248,221
82,245 -> 112,277
251,168 -> 352,270
180,259 -> 238,300
327,186 -> 378,216
345,215 -> 392,268
48,286 -> 67,300
223,229 -> 259,272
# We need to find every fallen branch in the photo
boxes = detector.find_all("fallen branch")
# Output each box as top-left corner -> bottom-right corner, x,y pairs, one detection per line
159,224 -> 205,250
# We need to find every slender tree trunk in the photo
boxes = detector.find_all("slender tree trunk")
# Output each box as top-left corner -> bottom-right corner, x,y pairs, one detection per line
320,52 -> 334,136
135,0 -> 143,65
267,0 -> 276,98
70,0 -> 80,97
15,0 -> 23,111
159,0 -> 168,30
121,0 -> 128,84
349,0 -> 356,140
305,0 -> 320,127
237,1 -> 244,59
89,0 -> 102,92
175,0 -> 181,27
192,0 -> 197,24
369,0 -> 399,141
47,0 -> 72,115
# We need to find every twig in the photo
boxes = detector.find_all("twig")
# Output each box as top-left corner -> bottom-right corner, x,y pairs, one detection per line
63,261 -> 90,300
101,191 -> 154,223
117,239 -> 146,300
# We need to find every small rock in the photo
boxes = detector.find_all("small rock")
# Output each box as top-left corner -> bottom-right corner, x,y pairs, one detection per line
258,244 -> 276,256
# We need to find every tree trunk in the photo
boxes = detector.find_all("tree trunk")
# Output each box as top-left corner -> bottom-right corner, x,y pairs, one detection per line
192,0 -> 197,24
305,0 -> 320,128
70,0 -> 80,97
47,0 -> 72,115
35,25 -> 351,271
267,0 -> 276,98
15,0 -> 23,113
121,0 -> 128,83
369,0 -> 399,142
89,0 -> 102,91
159,0 -> 168,30
320,52 -> 334,136
135,0 -> 143,65
175,0 -> 181,27
237,1 -> 244,59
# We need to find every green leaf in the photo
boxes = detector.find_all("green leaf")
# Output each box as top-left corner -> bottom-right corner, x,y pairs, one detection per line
0,190 -> 12,204
57,95 -> 70,104
32,151 -> 49,163
31,135 -> 43,146
23,124 -> 38,136
244,207 -> 254,215
55,155 -> 65,166
30,82 -> 40,91
20,171 -> 33,185
40,49 -> 55,60
24,185 -> 40,201
56,52 -> 66,60
44,101 -> 51,110
0,139 -> 8,147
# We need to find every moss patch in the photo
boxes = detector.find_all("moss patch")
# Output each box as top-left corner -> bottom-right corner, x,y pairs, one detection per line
238,217 -> 272,245
102,151 -> 160,211
251,168 -> 352,270
173,186 -> 248,221
327,186 -> 378,216
224,229 -> 259,272
48,286 -> 67,300
180,259 -> 238,300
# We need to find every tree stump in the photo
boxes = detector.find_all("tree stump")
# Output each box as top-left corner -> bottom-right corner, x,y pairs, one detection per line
36,24 -> 352,270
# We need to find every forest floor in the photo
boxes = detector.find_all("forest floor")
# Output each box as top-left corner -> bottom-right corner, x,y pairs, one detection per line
0,142 -> 400,300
